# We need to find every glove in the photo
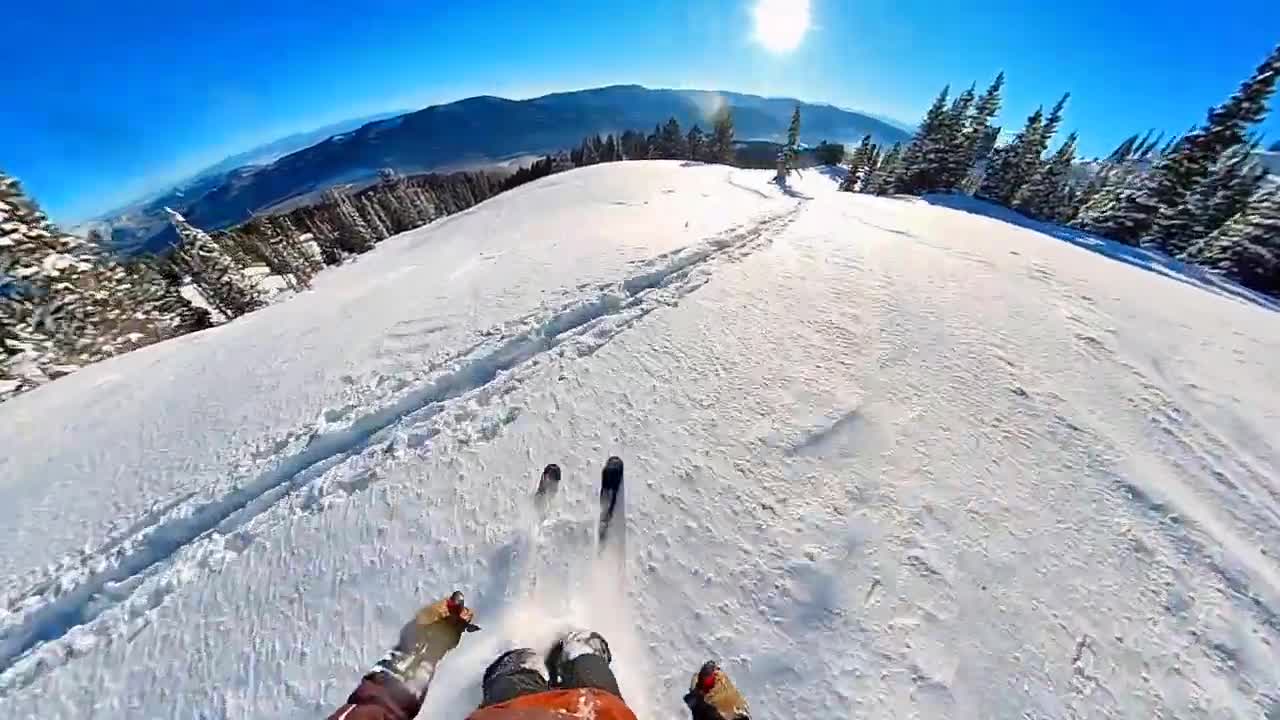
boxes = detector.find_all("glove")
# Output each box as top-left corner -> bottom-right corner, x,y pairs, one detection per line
372,590 -> 479,697
683,661 -> 750,720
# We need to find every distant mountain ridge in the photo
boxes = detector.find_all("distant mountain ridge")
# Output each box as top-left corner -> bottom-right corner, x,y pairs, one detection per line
103,85 -> 911,253
82,111 -> 407,248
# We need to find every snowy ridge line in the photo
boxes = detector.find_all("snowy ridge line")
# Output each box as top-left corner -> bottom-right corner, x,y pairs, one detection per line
0,203 -> 801,694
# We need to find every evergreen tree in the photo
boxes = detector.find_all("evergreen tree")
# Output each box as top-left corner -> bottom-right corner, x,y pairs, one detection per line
1088,44 -> 1280,247
1107,134 -> 1141,163
620,129 -> 648,160
840,135 -> 875,191
269,214 -> 325,283
815,141 -> 845,166
374,169 -> 430,233
966,73 -> 1006,162
602,134 -> 620,162
1180,145 -> 1267,259
686,125 -> 707,161
866,142 -> 903,195
1189,186 -> 1280,293
656,119 -> 690,159
1,172 -> 108,392
1137,131 -> 1165,160
998,94 -> 1070,211
891,86 -> 950,194
1159,133 -> 1183,157
709,107 -> 736,164
934,84 -> 977,190
122,254 -> 213,336
323,188 -> 377,253
778,105 -> 798,170
977,106 -> 1044,204
165,208 -> 265,320
1015,132 -> 1079,220
358,194 -> 392,240
1038,94 -> 1070,152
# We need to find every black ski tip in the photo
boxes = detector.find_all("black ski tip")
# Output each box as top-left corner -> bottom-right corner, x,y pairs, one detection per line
536,463 -> 561,501
602,456 -> 623,490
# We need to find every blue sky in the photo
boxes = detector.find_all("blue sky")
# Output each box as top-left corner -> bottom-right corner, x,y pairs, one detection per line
3,0 -> 1277,222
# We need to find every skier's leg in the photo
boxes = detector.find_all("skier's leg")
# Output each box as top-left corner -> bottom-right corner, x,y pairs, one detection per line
546,630 -> 622,698
480,648 -> 551,707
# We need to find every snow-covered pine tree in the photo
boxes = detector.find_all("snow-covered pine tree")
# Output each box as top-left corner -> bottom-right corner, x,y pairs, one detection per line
780,105 -> 802,182
858,152 -> 882,194
166,207 -> 265,319
1180,145 -> 1267,261
323,188 -> 377,253
865,145 -> 882,184
1038,94 -> 1069,152
229,219 -> 302,291
933,84 -> 977,191
1071,133 -> 1151,229
1091,44 -> 1280,247
357,194 -> 392,240
958,73 -> 1006,185
841,135 -> 875,191
977,107 -> 1044,204
1136,131 -> 1165,160
892,86 -> 950,194
1015,132 -> 1079,220
1004,94 -> 1070,210
122,254 -> 212,336
1107,134 -> 1141,163
270,214 -> 325,284
1,172 -> 107,391
2,174 -> 57,393
866,142 -> 903,195
1190,185 -> 1280,293
295,204 -> 345,264
90,241 -> 212,350
709,107 -> 736,164
374,169 -> 419,233
390,180 -> 425,225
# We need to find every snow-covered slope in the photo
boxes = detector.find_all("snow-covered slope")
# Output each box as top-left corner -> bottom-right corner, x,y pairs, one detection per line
2,162 -> 1278,719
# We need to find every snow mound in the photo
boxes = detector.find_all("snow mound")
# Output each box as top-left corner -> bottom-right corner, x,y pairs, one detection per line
1,161 -> 1278,719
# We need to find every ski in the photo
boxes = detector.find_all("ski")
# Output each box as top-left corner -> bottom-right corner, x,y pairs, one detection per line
598,456 -> 625,554
534,463 -> 561,515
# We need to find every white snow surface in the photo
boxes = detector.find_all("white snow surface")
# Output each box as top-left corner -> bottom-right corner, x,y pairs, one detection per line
2,161 -> 1279,719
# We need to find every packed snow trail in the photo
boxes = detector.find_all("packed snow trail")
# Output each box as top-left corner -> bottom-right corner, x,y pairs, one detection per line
0,196 -> 801,694
1,162 -> 1278,719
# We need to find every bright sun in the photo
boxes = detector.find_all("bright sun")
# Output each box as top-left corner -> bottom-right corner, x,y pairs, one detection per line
751,0 -> 812,54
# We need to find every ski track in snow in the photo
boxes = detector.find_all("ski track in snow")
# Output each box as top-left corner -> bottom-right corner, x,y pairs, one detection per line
0,203 -> 801,695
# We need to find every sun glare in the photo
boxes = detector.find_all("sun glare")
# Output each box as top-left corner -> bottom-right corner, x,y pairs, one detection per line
751,0 -> 812,54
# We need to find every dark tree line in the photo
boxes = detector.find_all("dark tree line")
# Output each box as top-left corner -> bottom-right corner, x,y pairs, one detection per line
499,108 -> 740,190
837,44 -> 1280,296
574,109 -> 738,165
